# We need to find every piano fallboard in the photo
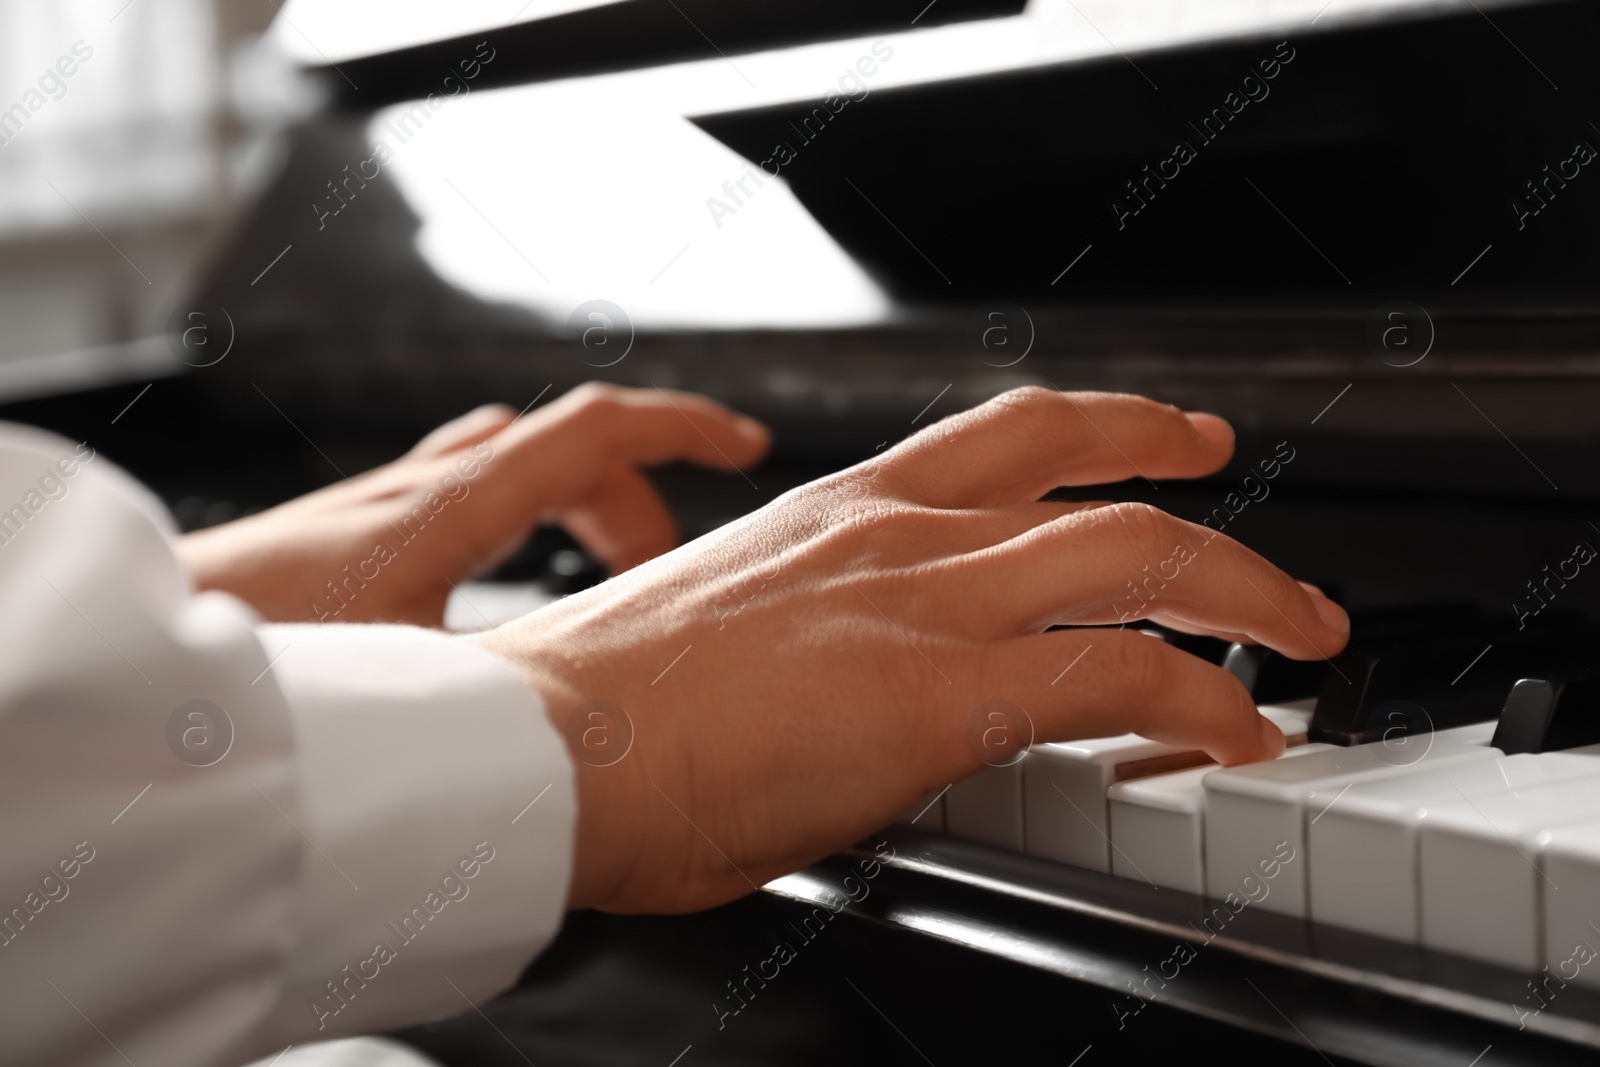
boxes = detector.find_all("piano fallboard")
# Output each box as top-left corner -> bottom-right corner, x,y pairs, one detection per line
770,829 -> 1600,1066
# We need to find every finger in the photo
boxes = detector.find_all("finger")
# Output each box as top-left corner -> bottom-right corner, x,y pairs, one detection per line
408,404 -> 517,459
1147,582 -> 1329,646
460,386 -> 767,554
878,388 -> 1234,508
971,502 -> 1349,659
558,463 -> 678,572
984,628 -> 1283,767
496,385 -> 768,503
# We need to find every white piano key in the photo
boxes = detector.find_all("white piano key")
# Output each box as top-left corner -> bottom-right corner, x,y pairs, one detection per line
945,762 -> 1024,849
1108,743 -> 1327,894
1108,763 -> 1214,892
1024,701 -> 1314,871
1420,776 -> 1600,971
1203,722 -> 1499,917
1107,763 -> 1213,892
1540,821 -> 1600,991
1309,750 -> 1600,942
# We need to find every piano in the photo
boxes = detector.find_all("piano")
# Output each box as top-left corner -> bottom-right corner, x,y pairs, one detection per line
12,0 -> 1600,1063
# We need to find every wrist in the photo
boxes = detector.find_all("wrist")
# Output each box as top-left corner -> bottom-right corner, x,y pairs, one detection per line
480,625 -> 638,912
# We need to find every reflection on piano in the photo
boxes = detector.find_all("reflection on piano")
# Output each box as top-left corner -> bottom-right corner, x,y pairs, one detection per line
14,0 -> 1600,1063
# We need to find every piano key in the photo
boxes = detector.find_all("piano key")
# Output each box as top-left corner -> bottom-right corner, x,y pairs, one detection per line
1419,776 -> 1600,970
945,762 -> 1023,850
1347,603 -> 1493,644
1308,749 -> 1600,942
1108,763 -> 1213,892
1023,701 -> 1314,870
1492,675 -> 1600,755
1539,821 -> 1600,991
1203,722 -> 1499,916
1108,743 -> 1327,893
1218,605 -> 1480,711
1223,644 -> 1327,703
1309,622 -> 1588,746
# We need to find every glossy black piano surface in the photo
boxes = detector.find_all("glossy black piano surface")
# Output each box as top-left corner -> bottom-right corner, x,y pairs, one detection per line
692,0 -> 1600,303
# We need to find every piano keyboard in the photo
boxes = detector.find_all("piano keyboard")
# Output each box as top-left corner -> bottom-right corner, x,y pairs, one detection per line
905,614 -> 1600,987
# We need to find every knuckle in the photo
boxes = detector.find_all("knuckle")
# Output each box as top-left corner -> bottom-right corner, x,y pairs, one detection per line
954,387 -> 1068,454
836,499 -> 948,546
790,471 -> 871,512
987,385 -> 1060,422
843,499 -> 903,537
799,496 -> 948,567
568,382 -> 623,413
1099,500 -> 1176,555
1006,384 -> 1058,406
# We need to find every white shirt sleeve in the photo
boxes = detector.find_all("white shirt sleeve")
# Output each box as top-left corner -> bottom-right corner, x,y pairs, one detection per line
0,425 -> 575,1067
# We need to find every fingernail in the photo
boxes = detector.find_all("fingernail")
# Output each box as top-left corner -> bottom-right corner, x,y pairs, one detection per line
1186,411 -> 1234,449
735,416 -> 769,443
1312,595 -> 1350,635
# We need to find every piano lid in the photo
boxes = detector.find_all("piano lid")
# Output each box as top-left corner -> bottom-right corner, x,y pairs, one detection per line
273,0 -> 1028,107
691,0 -> 1599,309
232,0 -> 1591,336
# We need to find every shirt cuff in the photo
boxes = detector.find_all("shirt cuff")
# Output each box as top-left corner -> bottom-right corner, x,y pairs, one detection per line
250,622 -> 575,1046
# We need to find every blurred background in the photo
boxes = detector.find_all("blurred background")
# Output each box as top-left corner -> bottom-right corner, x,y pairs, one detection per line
2,0 -> 1598,606
0,0 -> 269,382
0,0 -> 1425,367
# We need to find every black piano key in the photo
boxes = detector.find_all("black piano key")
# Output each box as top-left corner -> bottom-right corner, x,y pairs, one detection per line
1220,605 -> 1489,715
1492,676 -> 1600,754
1308,620 -> 1592,746
1222,644 -> 1328,703
1349,603 -> 1487,638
